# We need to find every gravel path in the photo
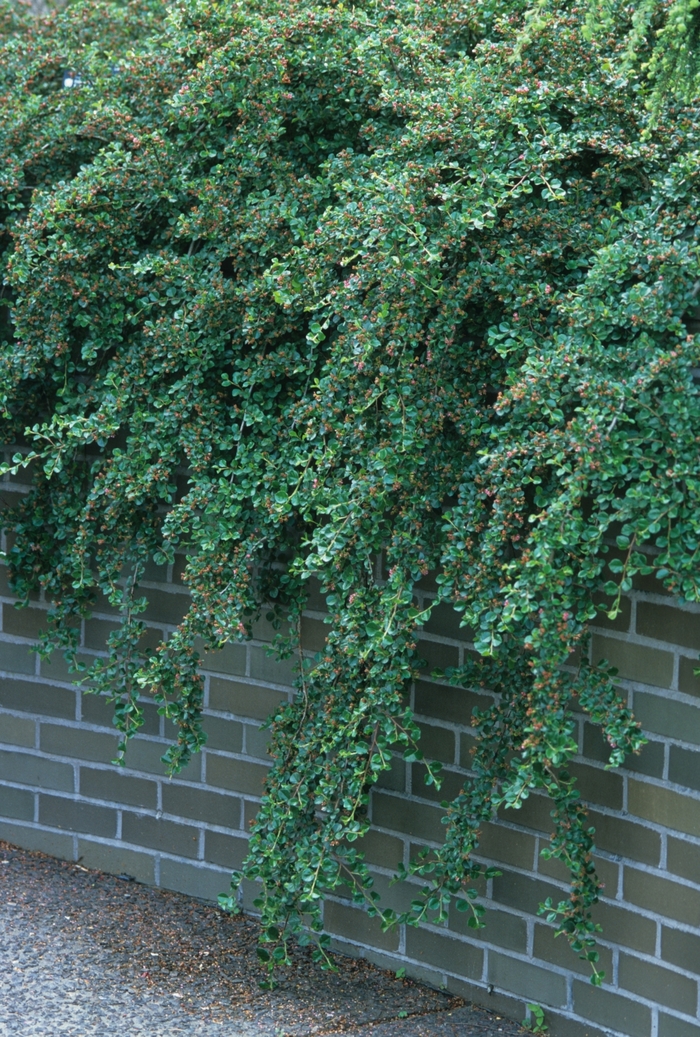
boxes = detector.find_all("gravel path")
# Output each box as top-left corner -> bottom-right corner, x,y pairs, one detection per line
0,841 -> 523,1037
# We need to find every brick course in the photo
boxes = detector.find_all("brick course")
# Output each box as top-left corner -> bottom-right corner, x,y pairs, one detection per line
1,558 -> 700,1037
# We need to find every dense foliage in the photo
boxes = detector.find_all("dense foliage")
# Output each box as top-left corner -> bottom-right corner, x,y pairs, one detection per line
1,0 -> 699,985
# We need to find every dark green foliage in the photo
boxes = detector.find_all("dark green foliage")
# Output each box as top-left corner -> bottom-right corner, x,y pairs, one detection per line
1,0 -> 699,984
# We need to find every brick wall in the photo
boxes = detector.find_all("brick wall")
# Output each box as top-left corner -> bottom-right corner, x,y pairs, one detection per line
1,468 -> 699,1037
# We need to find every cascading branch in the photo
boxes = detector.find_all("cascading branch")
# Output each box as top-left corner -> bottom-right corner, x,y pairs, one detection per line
1,0 -> 699,986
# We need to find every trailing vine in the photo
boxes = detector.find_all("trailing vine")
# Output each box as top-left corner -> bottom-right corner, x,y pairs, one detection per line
1,0 -> 699,987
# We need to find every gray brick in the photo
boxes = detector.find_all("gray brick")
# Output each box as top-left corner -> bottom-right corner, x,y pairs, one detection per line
416,722 -> 455,764
0,749 -> 73,792
592,593 -> 632,633
587,809 -> 660,866
0,785 -> 34,821
459,732 -> 476,768
582,722 -> 664,778
414,680 -> 491,728
80,767 -> 157,810
406,926 -> 483,980
39,794 -> 116,838
2,604 -> 50,640
162,784 -> 241,828
40,652 -> 92,685
416,640 -> 459,674
450,903 -> 527,953
249,646 -> 296,686
80,693 -> 160,736
667,836 -> 700,884
141,588 -> 189,626
628,778 -> 700,838
573,979 -> 651,1036
356,829 -> 404,871
590,898 -> 657,953
122,813 -> 199,858
634,693 -> 700,745
244,798 -> 260,828
492,871 -> 562,916
424,603 -> 474,642
0,713 -> 35,748
84,618 -> 120,650
304,577 -> 328,612
669,746 -> 700,792
618,953 -> 697,1015
0,820 -> 74,860
159,859 -> 230,903
376,756 -> 406,793
624,867 -> 700,926
300,616 -> 327,653
204,830 -> 249,869
324,900 -> 399,952
568,761 -> 623,810
124,738 -> 201,782
197,641 -> 246,677
208,678 -> 287,721
591,634 -> 673,688
538,852 -> 619,898
371,791 -> 445,844
659,1015 -> 700,1037
0,678 -> 76,720
244,723 -> 273,761
77,839 -> 155,884
201,714 -> 243,753
637,602 -> 700,651
533,923 -> 613,978
40,723 -> 116,764
489,951 -> 567,1007
477,822 -> 536,870
661,926 -> 700,975
679,656 -> 700,698
0,638 -> 36,674
499,792 -> 554,834
205,753 -> 269,797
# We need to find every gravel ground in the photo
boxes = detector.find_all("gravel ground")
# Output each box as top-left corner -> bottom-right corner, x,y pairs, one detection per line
0,841 -> 523,1037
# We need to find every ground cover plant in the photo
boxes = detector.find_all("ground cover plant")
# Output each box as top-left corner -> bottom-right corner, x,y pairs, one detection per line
1,0 -> 699,985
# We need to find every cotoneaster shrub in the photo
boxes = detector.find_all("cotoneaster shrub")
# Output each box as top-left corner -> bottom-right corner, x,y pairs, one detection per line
1,0 -> 699,985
